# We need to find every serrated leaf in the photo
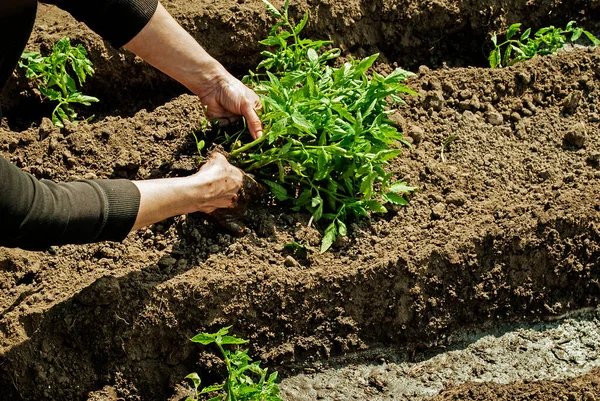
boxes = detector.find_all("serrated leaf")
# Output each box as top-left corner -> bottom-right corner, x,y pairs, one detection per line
295,13 -> 309,35
219,335 -> 249,345
367,200 -> 387,213
261,0 -> 283,18
355,53 -> 379,75
264,180 -> 289,201
389,181 -> 416,194
190,333 -> 217,345
320,222 -> 337,253
384,192 -> 408,205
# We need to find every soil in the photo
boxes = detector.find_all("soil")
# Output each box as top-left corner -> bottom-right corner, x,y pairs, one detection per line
279,309 -> 600,400
1,0 -> 600,400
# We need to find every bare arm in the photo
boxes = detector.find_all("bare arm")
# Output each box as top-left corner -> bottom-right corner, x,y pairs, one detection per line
124,2 -> 263,139
131,153 -> 244,230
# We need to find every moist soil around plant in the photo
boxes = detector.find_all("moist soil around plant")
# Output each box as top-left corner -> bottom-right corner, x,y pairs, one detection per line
0,0 -> 600,400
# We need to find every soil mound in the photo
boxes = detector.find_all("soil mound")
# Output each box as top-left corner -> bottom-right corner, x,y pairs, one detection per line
1,0 -> 599,399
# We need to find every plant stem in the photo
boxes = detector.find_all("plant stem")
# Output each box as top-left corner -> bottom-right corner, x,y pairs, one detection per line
229,134 -> 268,158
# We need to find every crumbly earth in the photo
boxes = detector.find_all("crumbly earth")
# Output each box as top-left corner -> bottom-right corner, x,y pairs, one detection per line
1,0 -> 600,400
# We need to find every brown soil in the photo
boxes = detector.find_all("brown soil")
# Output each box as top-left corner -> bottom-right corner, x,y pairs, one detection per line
434,368 -> 600,401
1,0 -> 600,400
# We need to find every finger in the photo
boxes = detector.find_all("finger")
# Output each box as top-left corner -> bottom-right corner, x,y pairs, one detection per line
242,100 -> 263,140
215,116 -> 240,127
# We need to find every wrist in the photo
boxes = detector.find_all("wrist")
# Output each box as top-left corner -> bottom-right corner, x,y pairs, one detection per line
184,59 -> 229,97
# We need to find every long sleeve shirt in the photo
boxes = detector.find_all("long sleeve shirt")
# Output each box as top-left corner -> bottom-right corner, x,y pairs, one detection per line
0,0 -> 159,250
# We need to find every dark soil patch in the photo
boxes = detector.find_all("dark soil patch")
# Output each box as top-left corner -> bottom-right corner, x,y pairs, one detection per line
1,0 -> 600,400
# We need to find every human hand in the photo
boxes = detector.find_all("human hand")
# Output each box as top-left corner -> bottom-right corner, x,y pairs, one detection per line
131,152 -> 265,231
195,70 -> 264,141
191,152 -> 245,213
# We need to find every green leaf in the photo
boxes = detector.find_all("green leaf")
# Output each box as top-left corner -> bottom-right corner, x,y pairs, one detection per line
502,45 -> 513,66
307,48 -> 319,65
313,201 -> 323,222
520,27 -> 531,41
571,27 -> 583,41
321,222 -> 337,253
39,87 -> 62,101
261,0 -> 283,18
199,384 -> 224,394
490,33 -> 497,46
291,113 -> 314,134
355,53 -> 379,75
185,373 -> 201,390
190,333 -> 217,345
263,180 -> 289,201
384,192 -> 408,205
583,30 -> 600,46
367,200 -> 387,213
489,47 -> 500,68
337,220 -> 347,236
219,335 -> 249,345
295,13 -> 309,35
374,149 -> 402,162
506,23 -> 522,40
389,181 -> 417,194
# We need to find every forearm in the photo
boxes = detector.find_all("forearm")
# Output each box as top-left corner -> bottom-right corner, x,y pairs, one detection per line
123,2 -> 225,95
131,176 -> 201,231
131,152 -> 245,231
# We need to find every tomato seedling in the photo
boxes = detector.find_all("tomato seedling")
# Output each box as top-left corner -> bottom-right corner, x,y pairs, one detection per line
186,326 -> 282,401
489,21 -> 600,68
223,0 -> 416,252
20,37 -> 99,127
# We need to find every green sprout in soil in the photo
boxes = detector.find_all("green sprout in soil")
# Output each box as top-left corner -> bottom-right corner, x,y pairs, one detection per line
19,37 -> 99,127
222,0 -> 417,252
489,21 -> 600,68
185,326 -> 282,401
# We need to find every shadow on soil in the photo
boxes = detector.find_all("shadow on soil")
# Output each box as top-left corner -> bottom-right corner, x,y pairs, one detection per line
0,213 -> 599,400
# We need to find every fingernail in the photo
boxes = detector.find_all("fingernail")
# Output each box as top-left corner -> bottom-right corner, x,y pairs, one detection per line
256,131 -> 263,139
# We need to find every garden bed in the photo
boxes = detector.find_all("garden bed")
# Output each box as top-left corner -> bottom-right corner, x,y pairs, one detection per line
1,0 -> 600,399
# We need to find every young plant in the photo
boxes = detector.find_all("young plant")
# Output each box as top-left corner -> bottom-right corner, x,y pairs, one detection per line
19,37 -> 99,127
185,326 -> 282,401
224,0 -> 416,252
489,21 -> 600,68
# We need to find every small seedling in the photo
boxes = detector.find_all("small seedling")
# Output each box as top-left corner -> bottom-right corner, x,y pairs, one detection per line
489,21 -> 600,68
224,0 -> 417,252
440,135 -> 458,163
284,241 -> 309,260
19,37 -> 99,127
186,326 -> 282,401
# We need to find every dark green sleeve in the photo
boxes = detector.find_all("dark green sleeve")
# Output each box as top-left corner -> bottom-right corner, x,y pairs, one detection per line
39,0 -> 159,48
0,155 -> 140,250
